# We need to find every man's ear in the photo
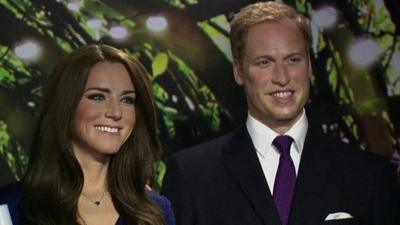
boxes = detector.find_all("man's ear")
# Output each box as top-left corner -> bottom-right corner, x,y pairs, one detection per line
307,55 -> 313,78
233,59 -> 244,85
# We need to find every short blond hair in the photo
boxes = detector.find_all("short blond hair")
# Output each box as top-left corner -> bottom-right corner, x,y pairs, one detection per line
230,1 -> 310,60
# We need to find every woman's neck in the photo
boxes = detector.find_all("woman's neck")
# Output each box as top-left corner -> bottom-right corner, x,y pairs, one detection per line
76,153 -> 110,194
82,165 -> 109,194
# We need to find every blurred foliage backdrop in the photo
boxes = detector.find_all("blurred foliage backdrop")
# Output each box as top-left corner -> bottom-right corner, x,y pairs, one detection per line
0,0 -> 399,186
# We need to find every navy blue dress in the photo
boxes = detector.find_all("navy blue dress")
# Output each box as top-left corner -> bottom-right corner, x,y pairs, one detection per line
0,182 -> 175,225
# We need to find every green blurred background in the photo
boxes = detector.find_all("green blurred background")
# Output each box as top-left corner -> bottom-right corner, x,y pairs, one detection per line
0,0 -> 399,186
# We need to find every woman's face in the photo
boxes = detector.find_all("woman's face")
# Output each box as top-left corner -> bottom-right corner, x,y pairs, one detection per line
71,61 -> 136,161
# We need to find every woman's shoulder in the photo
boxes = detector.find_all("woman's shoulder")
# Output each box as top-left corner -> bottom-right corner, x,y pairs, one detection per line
147,191 -> 176,225
0,182 -> 23,205
147,191 -> 169,207
0,182 -> 23,225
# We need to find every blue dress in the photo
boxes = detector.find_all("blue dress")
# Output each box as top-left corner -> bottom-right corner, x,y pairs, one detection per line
0,182 -> 175,225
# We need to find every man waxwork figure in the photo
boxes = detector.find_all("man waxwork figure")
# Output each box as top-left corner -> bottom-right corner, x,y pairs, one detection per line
162,2 -> 400,225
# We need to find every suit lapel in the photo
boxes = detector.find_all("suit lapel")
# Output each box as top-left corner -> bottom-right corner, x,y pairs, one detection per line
289,127 -> 334,225
222,126 -> 282,225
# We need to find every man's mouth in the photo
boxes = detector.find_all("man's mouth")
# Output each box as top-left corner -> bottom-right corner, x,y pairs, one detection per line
270,91 -> 293,98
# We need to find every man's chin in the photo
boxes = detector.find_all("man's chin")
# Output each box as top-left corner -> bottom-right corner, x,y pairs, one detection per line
273,110 -> 303,124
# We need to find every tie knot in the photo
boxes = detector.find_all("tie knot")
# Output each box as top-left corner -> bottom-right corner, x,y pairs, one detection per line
273,135 -> 294,156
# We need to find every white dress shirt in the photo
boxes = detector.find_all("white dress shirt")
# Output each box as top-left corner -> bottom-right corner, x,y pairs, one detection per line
246,109 -> 308,193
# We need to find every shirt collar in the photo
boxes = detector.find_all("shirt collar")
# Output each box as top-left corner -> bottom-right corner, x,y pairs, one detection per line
246,109 -> 308,157
286,109 -> 308,154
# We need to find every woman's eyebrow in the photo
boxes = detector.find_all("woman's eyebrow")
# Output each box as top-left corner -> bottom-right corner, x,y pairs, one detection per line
84,87 -> 135,95
121,90 -> 136,95
85,87 -> 110,93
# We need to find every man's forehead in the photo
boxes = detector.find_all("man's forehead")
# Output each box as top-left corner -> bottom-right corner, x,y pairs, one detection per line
244,21 -> 307,49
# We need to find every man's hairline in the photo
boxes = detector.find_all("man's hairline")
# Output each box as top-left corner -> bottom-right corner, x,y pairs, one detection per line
232,19 -> 311,65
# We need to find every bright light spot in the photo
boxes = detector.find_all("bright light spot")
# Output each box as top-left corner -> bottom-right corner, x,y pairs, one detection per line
322,124 -> 328,133
185,96 -> 195,111
359,5 -> 368,15
348,38 -> 381,67
109,25 -> 128,39
311,6 -> 338,29
146,16 -> 168,32
87,18 -> 102,29
14,40 -> 41,61
27,101 -> 36,108
172,95 -> 178,103
310,23 -> 319,55
391,51 -> 400,74
375,0 -> 384,9
66,1 -> 81,11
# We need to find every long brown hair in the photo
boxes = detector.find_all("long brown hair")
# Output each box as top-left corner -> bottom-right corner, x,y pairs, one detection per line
22,44 -> 164,225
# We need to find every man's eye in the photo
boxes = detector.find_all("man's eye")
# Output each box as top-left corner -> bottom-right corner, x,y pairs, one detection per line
121,96 -> 136,105
87,94 -> 105,101
287,56 -> 302,64
256,59 -> 271,67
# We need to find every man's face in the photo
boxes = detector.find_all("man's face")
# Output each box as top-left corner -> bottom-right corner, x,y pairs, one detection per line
234,19 -> 311,134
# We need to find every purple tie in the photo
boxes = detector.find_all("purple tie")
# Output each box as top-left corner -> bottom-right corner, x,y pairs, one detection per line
273,135 -> 295,225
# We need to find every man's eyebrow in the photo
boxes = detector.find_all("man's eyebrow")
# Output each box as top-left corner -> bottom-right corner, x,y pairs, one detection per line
285,52 -> 305,57
253,55 -> 274,61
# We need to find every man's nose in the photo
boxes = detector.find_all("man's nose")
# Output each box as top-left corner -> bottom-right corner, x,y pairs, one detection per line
272,63 -> 290,86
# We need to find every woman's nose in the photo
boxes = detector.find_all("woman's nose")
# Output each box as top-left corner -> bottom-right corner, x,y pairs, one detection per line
105,99 -> 122,120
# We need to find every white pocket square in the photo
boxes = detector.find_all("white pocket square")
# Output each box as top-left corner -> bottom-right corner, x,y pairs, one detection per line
325,212 -> 353,221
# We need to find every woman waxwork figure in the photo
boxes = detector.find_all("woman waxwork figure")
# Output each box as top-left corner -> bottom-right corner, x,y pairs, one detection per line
0,44 -> 175,225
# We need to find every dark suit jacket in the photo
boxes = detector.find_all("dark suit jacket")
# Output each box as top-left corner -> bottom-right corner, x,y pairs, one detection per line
0,182 -> 176,225
161,124 -> 400,225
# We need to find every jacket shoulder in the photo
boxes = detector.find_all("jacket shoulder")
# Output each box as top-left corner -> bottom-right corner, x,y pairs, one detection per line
171,129 -> 237,162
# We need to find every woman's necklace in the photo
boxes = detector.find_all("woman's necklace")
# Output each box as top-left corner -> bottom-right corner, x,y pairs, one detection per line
81,191 -> 109,206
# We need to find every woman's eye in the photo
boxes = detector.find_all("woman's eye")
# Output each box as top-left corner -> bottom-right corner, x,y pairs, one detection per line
121,96 -> 136,105
87,94 -> 105,101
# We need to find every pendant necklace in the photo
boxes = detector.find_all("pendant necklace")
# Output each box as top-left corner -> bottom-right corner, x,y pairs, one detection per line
81,191 -> 108,206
